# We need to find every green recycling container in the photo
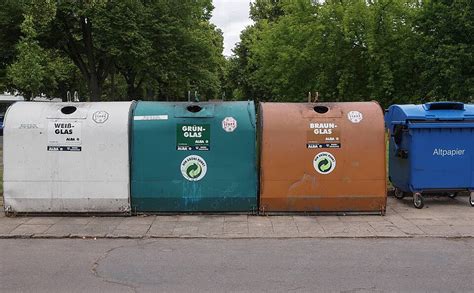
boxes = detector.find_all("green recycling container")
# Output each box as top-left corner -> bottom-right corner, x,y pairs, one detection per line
131,101 -> 258,212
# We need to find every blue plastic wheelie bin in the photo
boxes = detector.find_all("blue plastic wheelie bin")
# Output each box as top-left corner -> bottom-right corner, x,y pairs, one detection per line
385,102 -> 474,208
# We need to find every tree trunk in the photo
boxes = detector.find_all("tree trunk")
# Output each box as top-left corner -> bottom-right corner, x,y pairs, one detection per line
125,72 -> 136,100
81,17 -> 101,101
127,86 -> 135,100
127,83 -> 142,100
123,70 -> 143,100
58,12 -> 112,102
89,73 -> 101,102
110,69 -> 116,100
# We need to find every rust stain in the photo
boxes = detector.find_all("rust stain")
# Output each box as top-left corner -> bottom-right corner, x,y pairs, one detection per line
287,173 -> 317,194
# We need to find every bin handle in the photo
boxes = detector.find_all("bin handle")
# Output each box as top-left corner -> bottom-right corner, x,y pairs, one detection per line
396,148 -> 409,159
247,101 -> 256,129
391,126 -> 409,159
391,136 -> 409,159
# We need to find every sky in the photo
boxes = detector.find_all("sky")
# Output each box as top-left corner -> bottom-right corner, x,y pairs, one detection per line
211,0 -> 254,56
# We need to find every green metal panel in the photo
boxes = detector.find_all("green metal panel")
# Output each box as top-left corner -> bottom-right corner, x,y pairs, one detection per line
131,101 -> 258,212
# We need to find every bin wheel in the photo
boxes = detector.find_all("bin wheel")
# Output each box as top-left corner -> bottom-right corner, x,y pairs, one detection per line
469,193 -> 474,207
413,193 -> 424,209
447,192 -> 458,199
394,188 -> 406,199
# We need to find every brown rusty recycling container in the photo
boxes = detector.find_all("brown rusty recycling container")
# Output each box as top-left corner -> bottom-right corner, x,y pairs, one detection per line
259,102 -> 387,214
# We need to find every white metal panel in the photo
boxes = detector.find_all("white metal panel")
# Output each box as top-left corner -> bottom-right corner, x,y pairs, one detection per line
3,102 -> 133,213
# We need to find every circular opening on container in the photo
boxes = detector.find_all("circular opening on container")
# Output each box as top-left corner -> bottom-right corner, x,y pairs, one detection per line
61,106 -> 77,115
313,106 -> 329,114
187,105 -> 202,113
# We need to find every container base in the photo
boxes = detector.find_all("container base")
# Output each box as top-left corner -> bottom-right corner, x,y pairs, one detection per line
259,196 -> 387,214
131,197 -> 258,214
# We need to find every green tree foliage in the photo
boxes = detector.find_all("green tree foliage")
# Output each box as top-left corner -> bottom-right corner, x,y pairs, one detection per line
7,7 -> 75,100
144,0 -> 224,100
416,0 -> 474,101
228,0 -> 473,107
250,0 -> 284,22
93,0 -> 152,100
46,0 -> 115,101
225,0 -> 285,101
2,0 -> 471,104
0,0 -> 224,101
0,1 -> 24,89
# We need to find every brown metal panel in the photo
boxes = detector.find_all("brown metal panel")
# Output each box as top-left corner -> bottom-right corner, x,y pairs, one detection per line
259,102 -> 387,213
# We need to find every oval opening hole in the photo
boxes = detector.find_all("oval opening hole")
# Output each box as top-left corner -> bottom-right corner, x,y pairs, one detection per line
187,105 -> 202,113
61,106 -> 77,115
314,106 -> 329,114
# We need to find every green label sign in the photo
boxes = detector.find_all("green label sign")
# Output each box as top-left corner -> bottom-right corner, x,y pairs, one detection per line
176,124 -> 211,151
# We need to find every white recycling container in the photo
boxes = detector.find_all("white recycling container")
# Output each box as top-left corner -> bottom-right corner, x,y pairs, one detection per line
3,102 -> 133,214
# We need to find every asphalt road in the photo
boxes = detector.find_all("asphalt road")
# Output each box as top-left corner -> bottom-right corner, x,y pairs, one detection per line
1,238 -> 473,292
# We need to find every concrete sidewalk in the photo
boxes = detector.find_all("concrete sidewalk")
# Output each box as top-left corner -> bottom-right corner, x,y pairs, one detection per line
0,196 -> 473,239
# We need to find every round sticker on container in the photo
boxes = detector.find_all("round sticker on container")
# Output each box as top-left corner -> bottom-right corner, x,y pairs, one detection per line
92,111 -> 109,124
180,155 -> 207,181
313,152 -> 336,175
347,111 -> 363,123
222,117 -> 237,132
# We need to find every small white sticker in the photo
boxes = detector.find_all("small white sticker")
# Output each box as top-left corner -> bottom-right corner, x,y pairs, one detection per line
181,155 -> 207,181
347,111 -> 363,123
92,111 -> 109,123
134,115 -> 168,121
222,117 -> 237,132
313,152 -> 336,175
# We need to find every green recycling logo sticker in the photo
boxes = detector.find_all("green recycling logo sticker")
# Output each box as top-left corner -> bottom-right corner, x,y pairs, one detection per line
181,155 -> 207,181
313,152 -> 336,175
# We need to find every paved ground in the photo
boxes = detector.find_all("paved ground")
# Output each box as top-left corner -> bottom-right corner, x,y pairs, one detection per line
1,135 -> 473,239
1,238 -> 473,292
1,196 -> 473,239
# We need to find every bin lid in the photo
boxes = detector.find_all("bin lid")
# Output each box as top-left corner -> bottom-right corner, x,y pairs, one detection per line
385,102 -> 474,127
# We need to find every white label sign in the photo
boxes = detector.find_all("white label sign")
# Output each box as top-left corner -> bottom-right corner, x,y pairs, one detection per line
347,111 -> 363,123
48,121 -> 82,146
